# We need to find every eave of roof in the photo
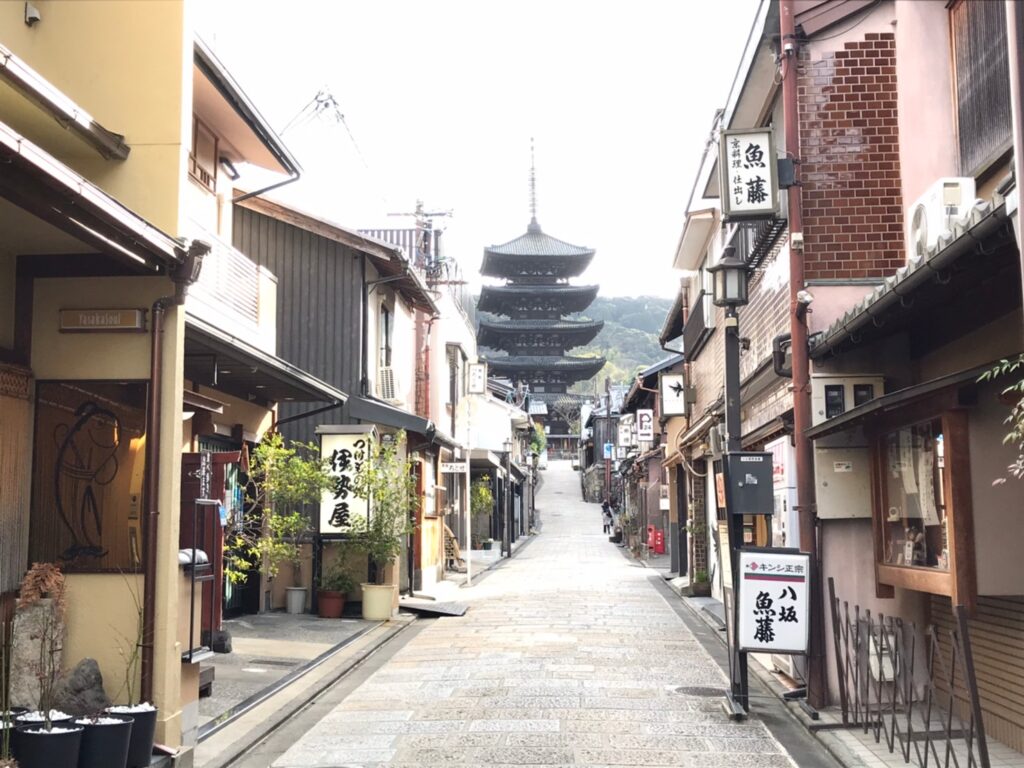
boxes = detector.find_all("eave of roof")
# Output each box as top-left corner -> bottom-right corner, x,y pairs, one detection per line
485,223 -> 595,258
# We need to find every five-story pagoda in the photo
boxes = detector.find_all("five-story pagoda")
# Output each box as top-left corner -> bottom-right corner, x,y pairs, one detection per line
477,162 -> 604,410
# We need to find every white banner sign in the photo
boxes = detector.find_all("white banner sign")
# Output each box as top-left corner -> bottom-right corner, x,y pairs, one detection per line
468,363 -> 487,394
738,550 -> 810,654
320,432 -> 372,534
617,422 -> 633,448
660,373 -> 688,416
720,128 -> 779,219
636,409 -> 654,442
440,462 -> 467,474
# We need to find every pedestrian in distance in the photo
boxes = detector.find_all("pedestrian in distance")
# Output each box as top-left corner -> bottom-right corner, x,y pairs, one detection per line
602,509 -> 612,534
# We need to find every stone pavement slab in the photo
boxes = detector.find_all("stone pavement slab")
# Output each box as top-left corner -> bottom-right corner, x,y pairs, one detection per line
270,460 -> 803,767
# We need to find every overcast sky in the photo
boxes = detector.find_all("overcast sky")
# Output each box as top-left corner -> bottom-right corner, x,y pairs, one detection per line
199,0 -> 761,299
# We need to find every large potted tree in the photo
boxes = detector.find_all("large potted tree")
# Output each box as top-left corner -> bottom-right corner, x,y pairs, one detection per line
225,432 -> 334,614
349,431 -> 418,621
470,475 -> 494,551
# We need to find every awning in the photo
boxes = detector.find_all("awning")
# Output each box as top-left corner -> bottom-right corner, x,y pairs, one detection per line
673,208 -> 718,271
805,361 -> 1003,440
469,450 -> 505,475
183,389 -> 226,414
348,395 -> 436,439
184,314 -> 347,404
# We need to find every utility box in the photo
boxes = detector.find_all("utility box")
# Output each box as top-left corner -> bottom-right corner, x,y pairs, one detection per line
815,446 -> 872,519
723,452 -> 773,516
811,375 -> 885,425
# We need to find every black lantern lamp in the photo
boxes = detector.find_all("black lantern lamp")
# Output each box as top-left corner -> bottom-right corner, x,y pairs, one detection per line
707,246 -> 750,308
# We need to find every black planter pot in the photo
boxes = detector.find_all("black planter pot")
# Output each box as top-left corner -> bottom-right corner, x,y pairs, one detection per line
11,723 -> 83,768
106,707 -> 156,768
76,715 -> 134,768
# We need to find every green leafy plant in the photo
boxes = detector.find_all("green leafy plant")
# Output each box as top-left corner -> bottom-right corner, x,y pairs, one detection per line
529,425 -> 547,456
226,432 -> 334,586
318,561 -> 356,594
979,354 -> 1024,483
348,431 -> 418,585
470,475 -> 494,518
693,569 -> 709,584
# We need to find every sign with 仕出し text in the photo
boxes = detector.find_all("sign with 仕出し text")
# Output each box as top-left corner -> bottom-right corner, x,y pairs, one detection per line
737,550 -> 810,654
719,128 -> 779,220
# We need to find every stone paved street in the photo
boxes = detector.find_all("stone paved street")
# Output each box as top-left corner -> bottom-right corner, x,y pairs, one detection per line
272,461 -> 801,767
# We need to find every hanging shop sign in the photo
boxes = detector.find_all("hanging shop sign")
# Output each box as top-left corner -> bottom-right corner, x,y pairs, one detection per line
59,308 -> 147,332
603,442 -> 614,460
319,428 -> 374,535
719,128 -> 779,220
617,422 -> 633,448
636,409 -> 654,442
660,373 -> 688,416
468,363 -> 487,394
737,549 -> 810,654
440,462 -> 467,474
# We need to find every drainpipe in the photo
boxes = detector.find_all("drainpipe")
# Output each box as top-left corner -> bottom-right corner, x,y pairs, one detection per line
361,254 -> 369,397
782,1 -> 825,710
141,240 -> 210,705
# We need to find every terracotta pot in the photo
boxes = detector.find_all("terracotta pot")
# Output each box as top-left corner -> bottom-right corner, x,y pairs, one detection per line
317,590 -> 346,618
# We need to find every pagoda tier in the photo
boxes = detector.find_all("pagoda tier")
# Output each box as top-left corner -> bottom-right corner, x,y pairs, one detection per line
481,221 -> 595,280
477,283 -> 599,317
485,354 -> 606,386
477,318 -> 604,354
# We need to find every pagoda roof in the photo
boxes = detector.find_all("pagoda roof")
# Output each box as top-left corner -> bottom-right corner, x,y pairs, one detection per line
481,220 -> 595,279
477,318 -> 603,352
485,354 -> 606,378
477,283 -> 599,314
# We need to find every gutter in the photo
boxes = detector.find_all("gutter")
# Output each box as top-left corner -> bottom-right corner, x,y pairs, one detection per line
141,240 -> 211,704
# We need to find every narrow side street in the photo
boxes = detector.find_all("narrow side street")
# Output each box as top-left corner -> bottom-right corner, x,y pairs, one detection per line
238,461 -> 827,767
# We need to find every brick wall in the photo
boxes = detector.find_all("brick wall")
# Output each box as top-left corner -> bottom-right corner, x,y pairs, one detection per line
799,32 -> 904,280
689,459 -> 708,580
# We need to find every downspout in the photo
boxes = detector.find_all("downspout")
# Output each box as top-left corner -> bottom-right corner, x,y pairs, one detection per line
141,240 -> 210,705
781,1 -> 825,710
360,254 -> 369,397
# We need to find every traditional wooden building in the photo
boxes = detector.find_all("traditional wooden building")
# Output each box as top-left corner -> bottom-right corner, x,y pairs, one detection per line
477,212 -> 604,454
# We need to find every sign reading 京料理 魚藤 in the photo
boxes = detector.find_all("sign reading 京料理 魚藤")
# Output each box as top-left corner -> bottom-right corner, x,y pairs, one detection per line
719,128 -> 779,220
737,550 -> 810,654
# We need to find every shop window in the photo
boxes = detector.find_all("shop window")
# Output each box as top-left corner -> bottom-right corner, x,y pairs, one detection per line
880,419 -> 949,570
950,0 -> 1012,176
189,115 -> 218,193
30,381 -> 148,572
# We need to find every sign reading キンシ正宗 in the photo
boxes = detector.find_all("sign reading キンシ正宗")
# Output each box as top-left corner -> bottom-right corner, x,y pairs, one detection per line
59,308 -> 147,332
320,429 -> 373,535
719,128 -> 779,220
737,550 -> 810,654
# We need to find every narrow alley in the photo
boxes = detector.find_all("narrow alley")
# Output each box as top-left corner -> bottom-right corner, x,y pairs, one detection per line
233,461 -> 832,767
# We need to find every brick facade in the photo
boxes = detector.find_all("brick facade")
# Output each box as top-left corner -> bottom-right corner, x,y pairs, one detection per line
799,32 -> 904,281
689,459 -> 708,579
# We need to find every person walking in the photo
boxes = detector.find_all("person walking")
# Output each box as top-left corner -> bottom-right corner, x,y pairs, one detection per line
602,508 -> 612,534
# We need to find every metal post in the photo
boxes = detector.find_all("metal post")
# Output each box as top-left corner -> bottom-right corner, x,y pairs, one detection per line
723,305 -> 749,714
503,450 -> 512,557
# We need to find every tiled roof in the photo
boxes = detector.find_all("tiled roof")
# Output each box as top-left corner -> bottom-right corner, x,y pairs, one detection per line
485,354 -> 607,372
479,319 -> 604,333
485,221 -> 595,258
811,196 -> 1008,357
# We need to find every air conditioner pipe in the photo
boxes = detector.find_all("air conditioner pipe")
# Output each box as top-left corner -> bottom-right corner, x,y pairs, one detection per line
772,332 -> 792,378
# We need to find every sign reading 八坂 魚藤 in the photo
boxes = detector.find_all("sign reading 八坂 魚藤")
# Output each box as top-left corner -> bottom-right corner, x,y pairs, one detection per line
737,550 -> 810,654
319,429 -> 374,535
719,128 -> 779,220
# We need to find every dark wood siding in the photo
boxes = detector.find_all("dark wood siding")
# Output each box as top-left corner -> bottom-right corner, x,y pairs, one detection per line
233,207 -> 363,446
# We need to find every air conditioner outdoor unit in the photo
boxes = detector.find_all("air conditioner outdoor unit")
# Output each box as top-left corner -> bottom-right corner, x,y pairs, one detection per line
907,177 -> 976,260
376,366 -> 401,403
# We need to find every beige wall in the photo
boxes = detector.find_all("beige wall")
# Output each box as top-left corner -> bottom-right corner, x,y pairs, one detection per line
0,0 -> 192,236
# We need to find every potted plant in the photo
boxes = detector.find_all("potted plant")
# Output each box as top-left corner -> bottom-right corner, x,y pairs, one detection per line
10,564 -> 82,768
470,475 -> 494,552
225,432 -> 334,614
316,558 -> 356,619
74,714 -> 133,768
689,569 -> 712,597
349,431 -> 418,621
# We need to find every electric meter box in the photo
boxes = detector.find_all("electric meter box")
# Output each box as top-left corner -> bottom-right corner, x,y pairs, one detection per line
811,374 -> 885,426
723,452 -> 774,516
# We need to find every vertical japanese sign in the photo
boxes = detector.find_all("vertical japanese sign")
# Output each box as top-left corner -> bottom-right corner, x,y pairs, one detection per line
320,431 -> 372,534
720,128 -> 779,220
737,550 -> 810,653
660,373 -> 687,416
468,363 -> 487,395
636,409 -> 654,442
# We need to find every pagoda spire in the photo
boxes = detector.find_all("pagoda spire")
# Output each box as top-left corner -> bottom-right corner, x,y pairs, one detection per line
528,137 -> 541,234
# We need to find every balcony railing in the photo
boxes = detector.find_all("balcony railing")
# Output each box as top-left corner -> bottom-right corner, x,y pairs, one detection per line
186,220 -> 277,353
682,290 -> 713,361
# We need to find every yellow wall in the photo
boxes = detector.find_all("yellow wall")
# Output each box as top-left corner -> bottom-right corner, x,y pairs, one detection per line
64,573 -> 145,705
0,0 -> 192,235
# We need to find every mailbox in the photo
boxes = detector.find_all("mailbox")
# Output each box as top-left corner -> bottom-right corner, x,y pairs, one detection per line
723,452 -> 773,516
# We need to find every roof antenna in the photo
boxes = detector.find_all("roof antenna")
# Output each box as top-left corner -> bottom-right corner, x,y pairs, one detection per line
528,137 -> 541,234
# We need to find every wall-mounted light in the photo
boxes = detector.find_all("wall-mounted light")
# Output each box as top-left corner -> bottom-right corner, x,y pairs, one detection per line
219,156 -> 240,181
25,2 -> 41,26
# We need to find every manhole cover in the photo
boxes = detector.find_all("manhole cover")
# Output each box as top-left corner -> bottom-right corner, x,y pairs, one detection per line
671,686 -> 724,697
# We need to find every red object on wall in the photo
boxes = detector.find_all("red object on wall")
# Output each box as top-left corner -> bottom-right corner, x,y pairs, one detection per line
654,529 -> 665,555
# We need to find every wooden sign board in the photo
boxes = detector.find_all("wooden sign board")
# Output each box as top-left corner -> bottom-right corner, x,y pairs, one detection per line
59,308 -> 146,332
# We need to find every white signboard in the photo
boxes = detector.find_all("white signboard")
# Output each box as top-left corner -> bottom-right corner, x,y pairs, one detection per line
636,409 -> 654,442
720,128 -> 779,220
320,431 -> 372,534
617,422 -> 633,448
661,373 -> 687,416
468,363 -> 487,394
737,550 -> 810,654
440,462 -> 467,473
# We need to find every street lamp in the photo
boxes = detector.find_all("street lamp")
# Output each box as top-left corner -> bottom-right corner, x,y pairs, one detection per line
709,245 -> 752,716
